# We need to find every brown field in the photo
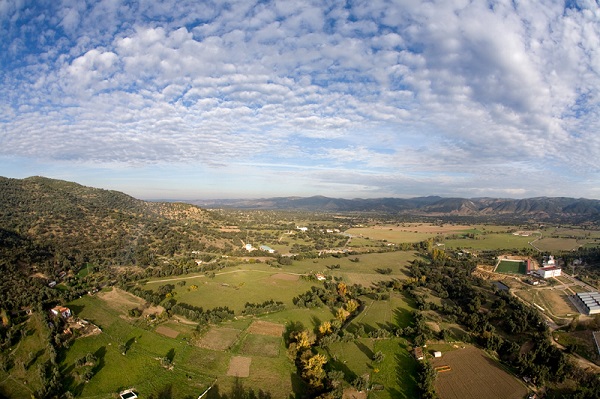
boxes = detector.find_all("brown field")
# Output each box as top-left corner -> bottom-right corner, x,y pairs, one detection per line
271,273 -> 299,281
98,287 -> 144,309
343,388 -> 367,399
247,320 -> 285,337
220,226 -> 241,232
197,327 -> 241,351
227,356 -> 251,377
431,346 -> 527,399
156,325 -> 179,338
239,334 -> 281,357
538,289 -> 578,316
372,223 -> 475,234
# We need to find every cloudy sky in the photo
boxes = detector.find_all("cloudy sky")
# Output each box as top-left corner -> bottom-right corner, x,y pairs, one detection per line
1,0 -> 600,200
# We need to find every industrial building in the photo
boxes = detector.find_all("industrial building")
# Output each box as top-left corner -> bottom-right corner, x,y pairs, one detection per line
573,292 -> 600,315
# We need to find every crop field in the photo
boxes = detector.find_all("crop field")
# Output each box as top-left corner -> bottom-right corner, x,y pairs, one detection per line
431,346 -> 527,399
443,233 -> 533,250
534,237 -> 583,252
197,327 -> 242,351
495,260 -> 526,274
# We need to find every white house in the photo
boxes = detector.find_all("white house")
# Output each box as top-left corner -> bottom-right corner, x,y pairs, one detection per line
50,306 -> 72,319
259,245 -> 275,253
297,226 -> 308,232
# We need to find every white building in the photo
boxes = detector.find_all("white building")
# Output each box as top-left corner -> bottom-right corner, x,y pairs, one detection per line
534,266 -> 562,279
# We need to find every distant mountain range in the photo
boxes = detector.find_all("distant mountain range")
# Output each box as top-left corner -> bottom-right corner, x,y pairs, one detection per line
191,195 -> 600,221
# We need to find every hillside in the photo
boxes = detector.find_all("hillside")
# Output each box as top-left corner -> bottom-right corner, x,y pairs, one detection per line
0,176 -> 228,270
194,195 -> 600,221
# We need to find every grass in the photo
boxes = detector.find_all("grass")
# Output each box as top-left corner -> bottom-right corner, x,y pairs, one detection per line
496,260 -> 526,274
348,293 -> 414,335
147,266 -> 316,314
0,313 -> 51,398
294,251 -> 417,285
62,295 -> 225,398
346,228 -> 435,243
370,339 -> 419,399
443,233 -> 533,250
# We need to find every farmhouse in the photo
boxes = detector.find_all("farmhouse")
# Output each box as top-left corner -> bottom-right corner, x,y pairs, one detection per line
315,273 -> 326,281
259,245 -> 275,253
573,292 -> 600,315
414,347 -> 424,361
297,226 -> 308,232
244,243 -> 256,252
534,266 -> 562,279
50,306 -> 71,319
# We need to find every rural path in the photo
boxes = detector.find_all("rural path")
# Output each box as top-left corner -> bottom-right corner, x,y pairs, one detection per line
528,232 -> 543,251
146,269 -> 306,284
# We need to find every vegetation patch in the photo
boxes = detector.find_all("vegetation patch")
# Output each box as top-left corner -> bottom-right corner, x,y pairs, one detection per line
239,334 -> 281,357
247,320 -> 285,336
227,356 -> 251,377
197,327 -> 241,351
155,325 -> 179,338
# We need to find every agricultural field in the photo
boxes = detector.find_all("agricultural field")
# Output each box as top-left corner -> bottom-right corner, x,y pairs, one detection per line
442,233 -> 533,250
346,223 -> 478,244
431,346 -> 528,399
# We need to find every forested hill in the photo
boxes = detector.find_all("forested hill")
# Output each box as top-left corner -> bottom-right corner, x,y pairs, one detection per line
0,176 -> 225,271
195,195 -> 600,221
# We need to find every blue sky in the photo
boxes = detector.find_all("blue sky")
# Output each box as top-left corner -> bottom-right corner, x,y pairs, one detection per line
1,0 -> 600,200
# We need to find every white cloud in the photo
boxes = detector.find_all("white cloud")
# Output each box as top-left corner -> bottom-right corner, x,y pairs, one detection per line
1,0 -> 600,198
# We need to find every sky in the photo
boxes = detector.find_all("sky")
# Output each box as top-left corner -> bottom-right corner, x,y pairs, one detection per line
1,0 -> 600,200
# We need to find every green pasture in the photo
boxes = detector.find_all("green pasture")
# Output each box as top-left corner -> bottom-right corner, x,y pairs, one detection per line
346,227 -> 435,243
533,238 -> 584,252
370,339 -> 419,399
496,260 -> 526,274
260,307 -> 336,330
147,268 -> 317,314
443,233 -> 533,250
0,314 -> 51,398
326,337 -> 418,399
65,296 -> 223,396
348,293 -> 415,335
294,251 -> 417,285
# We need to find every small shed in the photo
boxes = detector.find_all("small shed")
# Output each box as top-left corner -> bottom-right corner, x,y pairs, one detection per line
433,351 -> 442,358
119,390 -> 138,399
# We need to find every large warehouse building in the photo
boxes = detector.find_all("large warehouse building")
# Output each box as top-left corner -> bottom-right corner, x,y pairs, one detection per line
573,292 -> 600,315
